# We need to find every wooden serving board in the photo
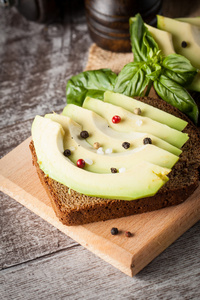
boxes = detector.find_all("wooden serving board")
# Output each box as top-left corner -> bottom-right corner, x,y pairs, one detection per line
0,137 -> 200,277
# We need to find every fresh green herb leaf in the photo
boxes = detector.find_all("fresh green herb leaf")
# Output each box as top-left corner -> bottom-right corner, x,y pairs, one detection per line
146,63 -> 162,81
114,62 -> 151,96
66,69 -> 117,106
162,54 -> 197,86
129,14 -> 160,62
85,90 -> 105,100
127,14 -> 198,123
162,54 -> 197,74
154,75 -> 199,124
163,69 -> 198,86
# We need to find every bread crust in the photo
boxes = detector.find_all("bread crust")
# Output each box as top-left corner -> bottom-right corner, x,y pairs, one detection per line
30,97 -> 200,225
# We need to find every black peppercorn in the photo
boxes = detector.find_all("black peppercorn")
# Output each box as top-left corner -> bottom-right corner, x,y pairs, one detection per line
125,231 -> 132,237
181,41 -> 187,48
63,149 -> 71,157
80,130 -> 89,138
122,142 -> 130,149
111,167 -> 118,173
143,137 -> 152,145
111,227 -> 118,235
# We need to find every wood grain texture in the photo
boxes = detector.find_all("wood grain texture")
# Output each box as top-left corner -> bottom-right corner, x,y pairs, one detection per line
1,225 -> 200,300
0,137 -> 200,277
0,192 -> 78,270
0,2 -> 92,129
0,0 -> 200,298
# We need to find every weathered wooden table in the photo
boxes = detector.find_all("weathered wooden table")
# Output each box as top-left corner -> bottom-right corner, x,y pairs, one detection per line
1,0 -> 200,299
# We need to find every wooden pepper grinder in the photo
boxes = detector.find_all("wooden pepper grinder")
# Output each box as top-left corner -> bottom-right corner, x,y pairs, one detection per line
85,0 -> 163,52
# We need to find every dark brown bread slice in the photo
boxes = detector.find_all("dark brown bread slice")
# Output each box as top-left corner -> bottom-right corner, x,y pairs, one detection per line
29,97 -> 200,226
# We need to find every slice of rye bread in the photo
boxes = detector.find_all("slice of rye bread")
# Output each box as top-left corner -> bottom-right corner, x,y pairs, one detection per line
29,97 -> 200,226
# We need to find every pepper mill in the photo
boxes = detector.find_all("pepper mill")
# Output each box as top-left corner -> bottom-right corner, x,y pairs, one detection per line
85,0 -> 163,52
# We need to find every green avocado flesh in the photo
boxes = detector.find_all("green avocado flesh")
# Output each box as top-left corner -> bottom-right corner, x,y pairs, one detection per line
82,97 -> 188,148
32,93 -> 188,201
144,18 -> 200,92
46,113 -> 179,172
32,115 -> 171,200
104,91 -> 187,131
157,15 -> 200,70
176,17 -> 200,27
62,104 -> 182,156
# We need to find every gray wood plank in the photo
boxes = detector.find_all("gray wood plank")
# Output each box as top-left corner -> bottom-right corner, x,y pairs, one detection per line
0,120 -> 32,158
0,5 -> 92,129
0,1 -> 89,272
0,192 -> 78,270
1,222 -> 199,300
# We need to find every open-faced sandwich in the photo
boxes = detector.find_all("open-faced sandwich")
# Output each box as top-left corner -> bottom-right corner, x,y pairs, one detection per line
30,14 -> 200,226
30,91 -> 200,225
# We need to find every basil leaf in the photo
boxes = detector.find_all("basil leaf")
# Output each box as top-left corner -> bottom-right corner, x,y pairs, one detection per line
129,14 -> 160,62
162,54 -> 197,73
66,69 -> 117,106
85,90 -> 105,100
154,75 -> 199,124
146,64 -> 162,81
162,54 -> 197,86
163,69 -> 197,86
114,62 -> 151,96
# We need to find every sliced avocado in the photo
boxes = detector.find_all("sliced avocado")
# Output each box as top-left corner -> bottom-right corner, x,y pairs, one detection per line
32,115 -> 171,200
82,97 -> 189,148
144,21 -> 200,92
176,17 -> 200,27
157,15 -> 200,69
130,17 -> 175,56
62,104 -> 182,156
104,91 -> 187,131
146,24 -> 175,56
46,113 -> 179,172
130,17 -> 199,91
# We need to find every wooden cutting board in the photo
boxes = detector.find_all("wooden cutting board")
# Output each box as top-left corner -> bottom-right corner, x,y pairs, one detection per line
0,137 -> 200,277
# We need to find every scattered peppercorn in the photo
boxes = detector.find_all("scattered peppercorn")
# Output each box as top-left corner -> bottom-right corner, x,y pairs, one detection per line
111,167 -> 118,173
111,227 -> 118,235
133,107 -> 141,115
80,130 -> 89,138
93,142 -> 100,149
63,149 -> 71,157
76,159 -> 85,168
125,231 -> 132,237
122,142 -> 130,149
143,137 -> 152,145
181,41 -> 187,48
112,115 -> 121,124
